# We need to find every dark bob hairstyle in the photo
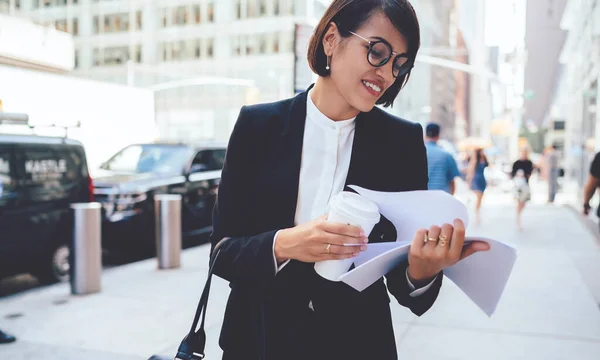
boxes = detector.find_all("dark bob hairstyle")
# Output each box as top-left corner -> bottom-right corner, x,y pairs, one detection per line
307,0 -> 420,108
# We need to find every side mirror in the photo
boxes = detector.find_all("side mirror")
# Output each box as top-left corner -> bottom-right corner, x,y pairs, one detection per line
189,164 -> 207,174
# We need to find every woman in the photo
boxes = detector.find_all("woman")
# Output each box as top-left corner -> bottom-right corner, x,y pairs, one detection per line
211,1 -> 489,359
512,147 -> 534,230
467,148 -> 489,225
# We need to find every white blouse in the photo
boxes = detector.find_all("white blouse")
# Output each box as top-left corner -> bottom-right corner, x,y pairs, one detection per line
272,89 -> 435,296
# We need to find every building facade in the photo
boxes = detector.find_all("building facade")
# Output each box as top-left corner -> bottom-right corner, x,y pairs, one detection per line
9,0 -> 328,141
553,0 -> 600,185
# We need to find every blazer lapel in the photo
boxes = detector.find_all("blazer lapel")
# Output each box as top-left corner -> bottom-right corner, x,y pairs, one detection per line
278,87 -> 310,227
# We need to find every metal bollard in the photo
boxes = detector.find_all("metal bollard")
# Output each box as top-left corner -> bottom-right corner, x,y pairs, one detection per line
70,202 -> 102,295
154,194 -> 182,269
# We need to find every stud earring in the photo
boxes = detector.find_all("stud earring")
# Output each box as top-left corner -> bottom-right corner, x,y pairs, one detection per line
326,56 -> 331,71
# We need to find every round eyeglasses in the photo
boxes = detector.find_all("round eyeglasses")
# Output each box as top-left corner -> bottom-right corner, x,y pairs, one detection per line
348,31 -> 413,78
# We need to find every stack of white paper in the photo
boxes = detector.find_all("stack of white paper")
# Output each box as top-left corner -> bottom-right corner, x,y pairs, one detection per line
337,186 -> 517,317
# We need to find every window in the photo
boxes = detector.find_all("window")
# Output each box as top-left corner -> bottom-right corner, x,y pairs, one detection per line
193,4 -> 201,24
247,0 -> 257,18
93,48 -> 101,66
173,5 -> 186,25
232,36 -> 241,55
206,38 -> 214,58
72,18 -> 79,35
235,0 -> 241,19
273,34 -> 279,53
259,33 -> 267,54
74,49 -> 79,68
103,46 -> 130,65
160,8 -> 167,27
134,45 -> 142,63
136,11 -> 142,30
0,148 -> 15,197
207,1 -> 214,22
191,150 -> 225,171
55,19 -> 67,32
101,145 -> 193,174
260,0 -> 268,16
195,40 -> 201,58
274,0 -> 279,15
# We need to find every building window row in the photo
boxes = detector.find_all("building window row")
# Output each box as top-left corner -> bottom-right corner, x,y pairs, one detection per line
34,0 -> 78,7
54,18 -> 78,35
160,3 -> 214,27
93,11 -> 142,34
236,0 -> 294,19
158,38 -> 215,62
232,32 -> 293,56
93,45 -> 141,66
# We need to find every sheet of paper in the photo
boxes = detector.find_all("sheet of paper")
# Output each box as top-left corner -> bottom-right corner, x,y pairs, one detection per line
444,237 -> 517,316
348,186 -> 470,243
338,186 -> 517,317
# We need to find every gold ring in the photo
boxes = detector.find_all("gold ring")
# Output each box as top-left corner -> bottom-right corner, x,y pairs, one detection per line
325,243 -> 332,254
439,234 -> 448,242
439,239 -> 448,247
427,237 -> 438,242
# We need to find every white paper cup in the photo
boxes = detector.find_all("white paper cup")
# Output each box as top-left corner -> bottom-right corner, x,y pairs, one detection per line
314,192 -> 380,281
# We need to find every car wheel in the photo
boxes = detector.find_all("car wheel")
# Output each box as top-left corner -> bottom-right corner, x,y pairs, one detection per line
34,244 -> 70,284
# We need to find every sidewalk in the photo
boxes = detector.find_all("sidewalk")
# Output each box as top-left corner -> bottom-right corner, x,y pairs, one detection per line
2,192 -> 600,359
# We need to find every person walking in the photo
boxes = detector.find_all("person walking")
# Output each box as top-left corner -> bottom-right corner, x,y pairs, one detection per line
583,152 -> 600,231
424,123 -> 461,195
511,147 -> 534,231
208,1 -> 490,359
548,144 -> 560,203
467,148 -> 489,225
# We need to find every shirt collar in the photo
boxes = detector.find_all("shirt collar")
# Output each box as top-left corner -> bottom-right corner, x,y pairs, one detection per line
306,89 -> 356,131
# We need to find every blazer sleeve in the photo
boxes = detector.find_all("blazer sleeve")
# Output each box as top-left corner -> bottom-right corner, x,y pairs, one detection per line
210,106 -> 278,289
384,122 -> 444,316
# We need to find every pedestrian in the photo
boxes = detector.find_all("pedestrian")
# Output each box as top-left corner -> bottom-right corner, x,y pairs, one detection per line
0,328 -> 16,344
467,148 -> 489,225
423,123 -> 461,194
548,144 -> 560,203
582,152 -> 600,228
511,147 -> 534,231
208,1 -> 490,359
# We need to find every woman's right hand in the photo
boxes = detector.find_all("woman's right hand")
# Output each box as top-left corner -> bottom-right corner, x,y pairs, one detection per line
273,215 -> 369,263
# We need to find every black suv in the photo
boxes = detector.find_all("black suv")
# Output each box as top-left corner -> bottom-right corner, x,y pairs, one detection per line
0,134 -> 94,283
92,142 -> 226,257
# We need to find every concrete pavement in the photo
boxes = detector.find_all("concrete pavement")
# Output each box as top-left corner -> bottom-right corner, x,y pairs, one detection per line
2,184 -> 600,359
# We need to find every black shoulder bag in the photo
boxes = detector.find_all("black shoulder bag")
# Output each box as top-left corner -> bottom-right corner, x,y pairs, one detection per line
148,239 -> 262,360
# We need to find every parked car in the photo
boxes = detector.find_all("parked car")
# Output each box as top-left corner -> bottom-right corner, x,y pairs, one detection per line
0,134 -> 94,283
93,142 -> 226,258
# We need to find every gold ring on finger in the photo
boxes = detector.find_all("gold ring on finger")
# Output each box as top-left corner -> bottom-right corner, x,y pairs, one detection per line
439,238 -> 448,247
439,234 -> 448,242
325,243 -> 332,254
427,237 -> 438,243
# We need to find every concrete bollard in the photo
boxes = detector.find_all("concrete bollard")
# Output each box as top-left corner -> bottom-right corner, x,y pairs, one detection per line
70,202 -> 102,295
154,194 -> 182,269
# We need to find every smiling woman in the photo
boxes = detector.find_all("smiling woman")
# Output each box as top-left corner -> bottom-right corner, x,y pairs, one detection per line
195,1 -> 490,360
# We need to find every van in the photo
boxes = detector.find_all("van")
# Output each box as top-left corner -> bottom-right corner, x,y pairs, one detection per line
0,134 -> 94,283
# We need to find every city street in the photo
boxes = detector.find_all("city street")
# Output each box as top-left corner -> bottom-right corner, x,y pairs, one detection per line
1,180 -> 600,359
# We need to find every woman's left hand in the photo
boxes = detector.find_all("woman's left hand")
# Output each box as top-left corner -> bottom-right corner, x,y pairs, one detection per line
407,219 -> 490,282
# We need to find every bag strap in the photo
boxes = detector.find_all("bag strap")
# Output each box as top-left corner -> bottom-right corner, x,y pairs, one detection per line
174,243 -> 224,360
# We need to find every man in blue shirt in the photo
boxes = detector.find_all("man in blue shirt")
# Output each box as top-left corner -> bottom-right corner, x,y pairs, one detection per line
424,123 -> 461,194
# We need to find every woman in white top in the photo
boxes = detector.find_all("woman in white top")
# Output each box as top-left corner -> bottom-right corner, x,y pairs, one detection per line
210,1 -> 490,359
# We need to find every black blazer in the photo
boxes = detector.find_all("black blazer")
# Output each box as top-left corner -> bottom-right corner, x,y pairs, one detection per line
210,86 -> 443,360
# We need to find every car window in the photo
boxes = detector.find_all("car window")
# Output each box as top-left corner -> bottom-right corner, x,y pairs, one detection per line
212,149 -> 226,170
0,147 -> 16,196
191,151 -> 212,171
103,145 -> 193,173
